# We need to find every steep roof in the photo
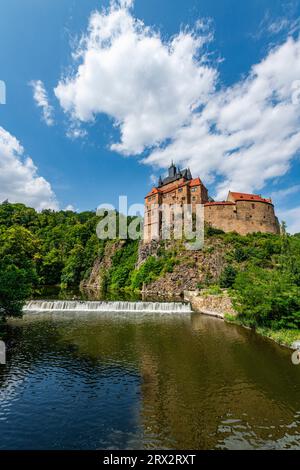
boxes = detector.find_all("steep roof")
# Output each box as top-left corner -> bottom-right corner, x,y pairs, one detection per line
229,192 -> 272,204
145,188 -> 159,198
189,177 -> 202,187
145,177 -> 203,198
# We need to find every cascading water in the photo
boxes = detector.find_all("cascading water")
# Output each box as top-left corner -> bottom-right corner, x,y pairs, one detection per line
23,300 -> 192,314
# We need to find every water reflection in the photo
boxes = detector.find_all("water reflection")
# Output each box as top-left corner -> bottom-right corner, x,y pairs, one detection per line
0,313 -> 300,449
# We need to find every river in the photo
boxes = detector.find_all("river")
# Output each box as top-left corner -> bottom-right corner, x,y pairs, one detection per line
1,310 -> 300,449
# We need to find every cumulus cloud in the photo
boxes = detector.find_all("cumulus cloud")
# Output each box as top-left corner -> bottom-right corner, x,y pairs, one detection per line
0,126 -> 58,210
145,37 -> 300,200
55,0 -> 216,153
55,0 -> 300,224
30,80 -> 54,126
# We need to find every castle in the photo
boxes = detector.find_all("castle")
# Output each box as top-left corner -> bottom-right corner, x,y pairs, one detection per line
143,163 -> 280,243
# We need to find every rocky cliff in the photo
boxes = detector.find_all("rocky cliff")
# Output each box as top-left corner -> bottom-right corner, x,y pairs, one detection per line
83,236 -> 231,298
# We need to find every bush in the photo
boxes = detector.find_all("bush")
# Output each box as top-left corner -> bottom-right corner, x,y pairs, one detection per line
107,240 -> 138,290
220,265 -> 237,288
205,225 -> 225,237
233,266 -> 300,329
131,256 -> 164,290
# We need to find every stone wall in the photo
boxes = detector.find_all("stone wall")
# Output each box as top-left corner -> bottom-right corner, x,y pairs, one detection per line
204,200 -> 280,236
184,290 -> 237,319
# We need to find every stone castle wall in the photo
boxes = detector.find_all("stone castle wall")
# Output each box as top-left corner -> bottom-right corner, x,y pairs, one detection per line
204,200 -> 280,235
143,168 -> 280,241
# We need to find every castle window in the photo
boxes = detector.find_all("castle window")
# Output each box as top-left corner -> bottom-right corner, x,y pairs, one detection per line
191,187 -> 197,192
192,196 -> 196,201
178,188 -> 183,193
252,203 -> 255,209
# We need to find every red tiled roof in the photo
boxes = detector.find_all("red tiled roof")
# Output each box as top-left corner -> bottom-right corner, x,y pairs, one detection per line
189,177 -> 202,187
145,188 -> 159,198
229,192 -> 272,204
145,177 -> 203,198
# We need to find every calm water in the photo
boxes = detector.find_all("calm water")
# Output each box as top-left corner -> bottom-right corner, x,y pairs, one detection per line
1,312 -> 300,450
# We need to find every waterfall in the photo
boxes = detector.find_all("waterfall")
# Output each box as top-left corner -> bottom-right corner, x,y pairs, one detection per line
23,300 -> 192,314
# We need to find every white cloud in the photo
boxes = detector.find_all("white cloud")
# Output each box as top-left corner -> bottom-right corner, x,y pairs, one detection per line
66,122 -> 87,140
278,206 -> 300,234
252,4 -> 300,40
144,37 -> 300,200
64,204 -> 76,211
55,0 -> 216,154
30,80 -> 54,126
149,174 -> 158,186
270,185 -> 300,200
55,0 -> 300,225
0,126 -> 58,210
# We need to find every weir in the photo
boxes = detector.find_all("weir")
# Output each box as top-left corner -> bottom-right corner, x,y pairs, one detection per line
23,300 -> 192,314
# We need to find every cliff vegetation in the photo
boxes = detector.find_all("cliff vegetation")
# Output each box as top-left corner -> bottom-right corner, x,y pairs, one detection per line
0,202 -> 300,340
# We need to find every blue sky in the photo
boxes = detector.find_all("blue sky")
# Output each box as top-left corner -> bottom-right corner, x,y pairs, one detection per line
0,0 -> 300,231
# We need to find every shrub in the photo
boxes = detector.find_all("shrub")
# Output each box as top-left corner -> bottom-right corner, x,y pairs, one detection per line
220,265 -> 237,288
233,266 -> 300,329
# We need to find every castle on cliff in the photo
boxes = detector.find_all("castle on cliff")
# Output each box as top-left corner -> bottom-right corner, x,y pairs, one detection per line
143,162 -> 280,243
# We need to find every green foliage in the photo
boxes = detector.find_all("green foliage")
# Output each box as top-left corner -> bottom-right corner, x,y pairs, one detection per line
205,285 -> 223,295
107,240 -> 139,290
1,201 -> 300,336
131,256 -> 164,290
233,266 -> 300,329
0,203 -> 108,316
0,264 -> 35,317
205,225 -> 225,237
0,224 -> 38,318
219,265 -> 237,288
61,244 -> 85,287
130,252 -> 179,290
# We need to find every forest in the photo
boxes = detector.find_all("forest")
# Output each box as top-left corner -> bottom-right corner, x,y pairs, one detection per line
0,202 -> 300,335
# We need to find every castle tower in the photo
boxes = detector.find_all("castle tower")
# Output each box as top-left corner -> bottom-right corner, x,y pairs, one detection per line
143,164 -> 209,243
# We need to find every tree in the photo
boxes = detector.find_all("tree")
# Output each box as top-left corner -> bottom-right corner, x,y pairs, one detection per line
233,266 -> 300,329
219,265 -> 237,288
0,263 -> 35,318
0,226 -> 39,319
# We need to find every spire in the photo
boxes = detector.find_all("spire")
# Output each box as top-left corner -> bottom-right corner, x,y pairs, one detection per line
168,161 -> 177,178
186,168 -> 192,180
158,176 -> 163,187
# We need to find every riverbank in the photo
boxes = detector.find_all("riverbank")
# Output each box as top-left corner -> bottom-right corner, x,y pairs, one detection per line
184,290 -> 300,349
225,314 -> 300,349
184,289 -> 236,319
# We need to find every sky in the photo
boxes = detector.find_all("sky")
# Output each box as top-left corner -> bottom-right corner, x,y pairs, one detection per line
0,0 -> 300,232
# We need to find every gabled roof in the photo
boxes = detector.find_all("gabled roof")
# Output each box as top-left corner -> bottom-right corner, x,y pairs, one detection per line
145,188 -> 159,198
145,177 -> 204,198
189,177 -> 202,187
229,192 -> 272,204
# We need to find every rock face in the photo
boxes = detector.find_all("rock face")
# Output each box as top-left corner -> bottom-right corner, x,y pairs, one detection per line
142,239 -> 228,297
81,240 -> 125,292
137,240 -> 161,267
184,290 -> 237,319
